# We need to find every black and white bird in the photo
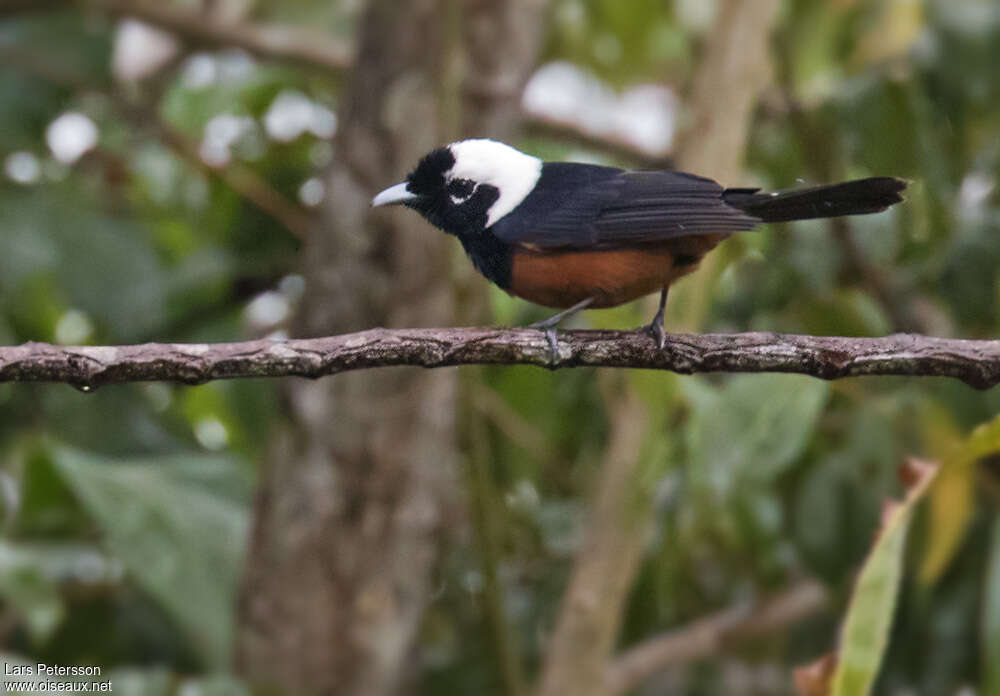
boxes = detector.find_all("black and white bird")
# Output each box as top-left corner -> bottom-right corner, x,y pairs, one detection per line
372,139 -> 906,347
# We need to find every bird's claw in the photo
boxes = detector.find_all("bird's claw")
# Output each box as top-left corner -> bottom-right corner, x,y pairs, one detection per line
526,320 -> 560,365
644,320 -> 667,350
528,298 -> 595,365
537,326 -> 560,365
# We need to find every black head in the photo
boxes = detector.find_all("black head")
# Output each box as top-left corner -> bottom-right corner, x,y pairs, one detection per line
372,139 -> 543,239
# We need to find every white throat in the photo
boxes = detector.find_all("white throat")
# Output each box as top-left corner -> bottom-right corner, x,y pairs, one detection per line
448,139 -> 543,228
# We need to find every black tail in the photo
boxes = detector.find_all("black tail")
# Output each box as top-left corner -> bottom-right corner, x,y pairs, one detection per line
723,177 -> 907,223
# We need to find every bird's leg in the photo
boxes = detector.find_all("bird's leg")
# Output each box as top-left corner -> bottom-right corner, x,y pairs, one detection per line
530,297 -> 596,330
529,297 -> 595,363
643,286 -> 669,349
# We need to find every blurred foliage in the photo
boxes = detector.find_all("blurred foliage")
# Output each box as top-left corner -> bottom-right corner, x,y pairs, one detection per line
0,0 -> 998,695
833,459 -> 937,696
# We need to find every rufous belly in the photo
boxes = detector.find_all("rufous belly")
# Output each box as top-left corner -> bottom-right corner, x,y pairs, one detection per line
508,236 -> 726,309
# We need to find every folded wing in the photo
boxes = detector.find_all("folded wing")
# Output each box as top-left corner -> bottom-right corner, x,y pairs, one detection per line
490,164 -> 759,250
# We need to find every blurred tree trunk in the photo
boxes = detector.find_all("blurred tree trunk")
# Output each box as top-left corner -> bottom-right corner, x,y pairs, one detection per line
234,2 -> 546,695
535,2 -> 780,696
673,0 -> 781,329
461,0 -> 548,138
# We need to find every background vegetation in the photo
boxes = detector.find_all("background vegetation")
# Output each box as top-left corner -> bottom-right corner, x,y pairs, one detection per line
1,0 -> 999,694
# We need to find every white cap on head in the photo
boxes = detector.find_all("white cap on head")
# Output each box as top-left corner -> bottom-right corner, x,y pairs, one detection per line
447,139 -> 543,227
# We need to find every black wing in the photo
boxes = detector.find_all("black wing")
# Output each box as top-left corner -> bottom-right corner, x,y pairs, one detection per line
491,163 -> 759,250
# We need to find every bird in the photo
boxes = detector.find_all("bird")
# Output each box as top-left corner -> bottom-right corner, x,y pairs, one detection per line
372,139 -> 906,350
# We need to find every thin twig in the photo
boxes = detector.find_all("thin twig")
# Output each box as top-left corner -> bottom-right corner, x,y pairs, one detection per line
2,329 -> 1000,389
0,0 -> 348,71
0,45 -> 313,241
470,383 -> 559,463
536,384 -> 650,696
524,116 -> 670,168
604,580 -> 829,695
463,382 -> 528,696
0,0 -> 675,165
141,111 -> 314,241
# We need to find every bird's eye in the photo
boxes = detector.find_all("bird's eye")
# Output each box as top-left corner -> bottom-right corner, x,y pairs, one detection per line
447,178 -> 476,202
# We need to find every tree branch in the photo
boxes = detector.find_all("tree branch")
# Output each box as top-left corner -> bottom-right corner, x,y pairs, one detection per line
2,329 -> 1000,389
0,45 -> 314,241
138,106 -> 315,241
524,116 -> 671,168
86,0 -> 352,73
0,0 -> 349,70
0,0 -> 350,71
604,579 -> 828,695
0,0 -> 672,166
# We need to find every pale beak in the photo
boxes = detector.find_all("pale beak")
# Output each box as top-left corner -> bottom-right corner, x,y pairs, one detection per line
372,182 -> 418,208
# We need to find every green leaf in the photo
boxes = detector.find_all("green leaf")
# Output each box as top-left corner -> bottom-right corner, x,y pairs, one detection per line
0,189 -> 170,341
50,447 -> 249,668
985,517 -> 1000,696
920,413 -> 1000,585
0,541 -> 121,645
14,445 -> 91,537
0,565 -> 63,644
982,518 -> 1000,696
685,373 -> 830,490
0,541 -> 120,584
961,413 -> 1000,461
832,459 -> 940,696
